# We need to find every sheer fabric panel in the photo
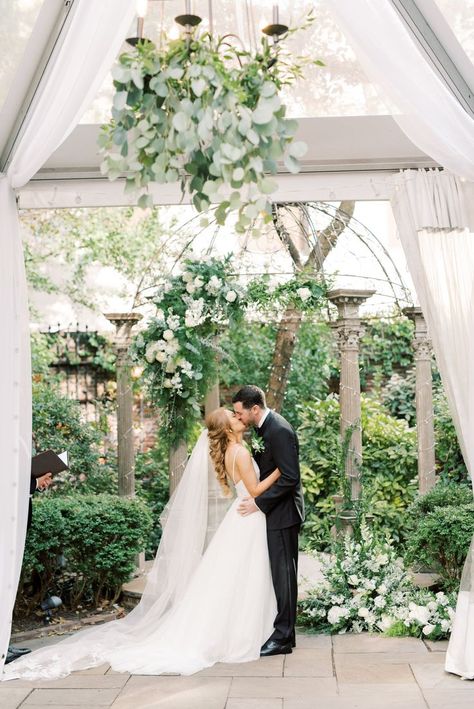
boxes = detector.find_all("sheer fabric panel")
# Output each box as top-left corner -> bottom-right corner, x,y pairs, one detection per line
391,169 -> 474,678
326,0 -> 474,181
0,0 -> 135,671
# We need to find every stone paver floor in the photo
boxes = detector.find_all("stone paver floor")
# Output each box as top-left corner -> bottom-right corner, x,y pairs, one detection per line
1,632 -> 473,709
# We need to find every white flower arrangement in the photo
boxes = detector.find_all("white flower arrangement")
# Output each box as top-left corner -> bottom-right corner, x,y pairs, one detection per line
298,524 -> 456,640
133,256 -> 245,444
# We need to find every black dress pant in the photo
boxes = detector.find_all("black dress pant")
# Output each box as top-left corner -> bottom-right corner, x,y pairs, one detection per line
266,523 -> 300,644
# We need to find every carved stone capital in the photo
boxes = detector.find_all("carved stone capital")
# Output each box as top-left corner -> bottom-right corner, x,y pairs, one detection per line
104,312 -> 143,358
335,327 -> 362,352
412,336 -> 433,361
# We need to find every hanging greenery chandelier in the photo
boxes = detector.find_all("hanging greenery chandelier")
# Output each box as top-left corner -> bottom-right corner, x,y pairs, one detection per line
99,1 -> 319,233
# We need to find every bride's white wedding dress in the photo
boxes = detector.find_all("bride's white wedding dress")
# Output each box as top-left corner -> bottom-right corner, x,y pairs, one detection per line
2,439 -> 276,680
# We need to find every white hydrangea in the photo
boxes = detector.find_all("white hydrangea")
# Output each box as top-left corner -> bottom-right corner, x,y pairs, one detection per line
327,606 -> 350,625
205,275 -> 222,295
374,595 -> 386,609
436,592 -> 449,606
225,289 -> 237,303
377,584 -> 388,595
297,287 -> 311,302
185,298 -> 206,328
166,313 -> 180,330
363,579 -> 376,591
408,603 -> 430,625
377,615 -> 395,632
164,339 -> 180,356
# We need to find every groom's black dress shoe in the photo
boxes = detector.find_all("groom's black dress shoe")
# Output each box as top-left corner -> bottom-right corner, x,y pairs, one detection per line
5,646 -> 31,664
260,640 -> 293,656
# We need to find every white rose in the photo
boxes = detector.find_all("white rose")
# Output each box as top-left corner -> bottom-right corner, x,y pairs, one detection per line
155,309 -> 165,322
441,619 -> 450,632
297,287 -> 311,302
422,623 -> 435,636
145,342 -> 159,363
348,575 -> 359,586
165,360 -> 177,373
186,283 -> 196,294
163,379 -> 173,388
374,595 -> 386,609
163,329 -> 175,341
408,604 -> 430,625
194,276 -> 204,288
377,584 -> 387,595
182,272 -> 193,283
156,351 -> 166,363
358,607 -> 369,618
225,290 -> 237,303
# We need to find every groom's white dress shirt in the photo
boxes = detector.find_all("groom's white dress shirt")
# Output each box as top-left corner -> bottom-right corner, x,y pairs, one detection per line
258,408 -> 270,429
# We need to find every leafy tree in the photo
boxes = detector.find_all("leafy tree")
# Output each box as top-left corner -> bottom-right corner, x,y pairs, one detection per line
21,206 -> 178,313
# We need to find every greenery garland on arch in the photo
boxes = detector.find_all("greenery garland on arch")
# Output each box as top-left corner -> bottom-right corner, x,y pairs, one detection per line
133,256 -> 327,445
98,18 -> 319,233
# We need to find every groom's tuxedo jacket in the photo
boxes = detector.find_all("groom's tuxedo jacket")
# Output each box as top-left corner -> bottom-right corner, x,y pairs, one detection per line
253,410 -> 305,530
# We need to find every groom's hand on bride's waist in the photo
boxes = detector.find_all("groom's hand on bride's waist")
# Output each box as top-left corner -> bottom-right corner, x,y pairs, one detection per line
237,497 -> 259,516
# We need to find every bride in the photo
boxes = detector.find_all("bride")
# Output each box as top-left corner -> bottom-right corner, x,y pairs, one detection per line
2,408 -> 281,680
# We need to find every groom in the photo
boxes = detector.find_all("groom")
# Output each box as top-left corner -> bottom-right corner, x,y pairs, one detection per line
232,385 -> 304,656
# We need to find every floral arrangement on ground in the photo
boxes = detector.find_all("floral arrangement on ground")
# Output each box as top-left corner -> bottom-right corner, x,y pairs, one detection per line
298,524 -> 456,641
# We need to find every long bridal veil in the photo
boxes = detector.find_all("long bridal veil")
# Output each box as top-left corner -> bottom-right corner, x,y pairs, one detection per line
2,429 -> 234,681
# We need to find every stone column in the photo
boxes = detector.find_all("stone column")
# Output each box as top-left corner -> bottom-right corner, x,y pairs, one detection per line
403,307 -> 436,494
169,441 -> 188,496
328,289 -> 375,503
104,312 -> 142,498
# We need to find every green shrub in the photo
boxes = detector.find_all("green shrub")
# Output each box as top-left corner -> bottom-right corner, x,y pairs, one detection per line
32,380 -> 116,494
299,396 -> 418,549
434,393 -> 469,483
359,317 -> 414,388
135,440 -> 170,557
381,368 -> 417,425
405,481 -> 474,590
19,494 -> 152,610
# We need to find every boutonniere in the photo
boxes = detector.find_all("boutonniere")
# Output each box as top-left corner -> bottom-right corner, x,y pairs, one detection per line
250,433 -> 265,454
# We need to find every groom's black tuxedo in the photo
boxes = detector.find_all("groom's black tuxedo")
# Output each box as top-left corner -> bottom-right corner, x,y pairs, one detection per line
253,410 -> 304,529
253,410 -> 304,647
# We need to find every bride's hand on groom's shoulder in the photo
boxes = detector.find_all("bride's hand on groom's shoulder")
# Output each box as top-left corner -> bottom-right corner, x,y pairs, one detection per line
237,497 -> 259,516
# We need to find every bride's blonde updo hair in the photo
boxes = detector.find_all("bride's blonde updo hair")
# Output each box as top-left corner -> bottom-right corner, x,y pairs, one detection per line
205,407 -> 233,496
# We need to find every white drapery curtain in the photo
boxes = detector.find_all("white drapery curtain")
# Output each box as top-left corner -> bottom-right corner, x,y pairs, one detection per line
392,169 -> 474,678
326,0 -> 474,181
326,0 -> 474,679
0,0 -> 135,671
